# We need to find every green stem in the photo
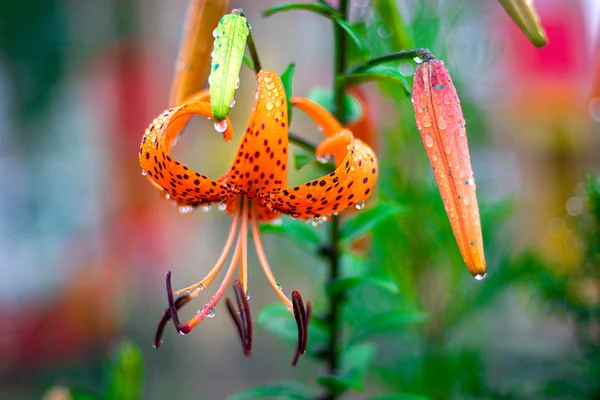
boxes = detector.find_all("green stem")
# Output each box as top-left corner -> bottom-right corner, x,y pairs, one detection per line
350,48 -> 435,74
239,12 -> 262,74
289,132 -> 317,154
322,1 -> 348,399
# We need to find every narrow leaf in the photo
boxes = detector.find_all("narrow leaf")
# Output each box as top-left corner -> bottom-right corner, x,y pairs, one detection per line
368,394 -> 430,400
105,341 -> 143,400
264,3 -> 338,19
338,67 -> 411,97
327,276 -> 399,298
280,63 -> 296,124
227,381 -> 315,400
264,4 -> 368,61
293,150 -> 316,170
307,88 -> 363,124
341,202 -> 404,244
259,217 -> 323,255
350,311 -> 427,343
333,17 -> 369,61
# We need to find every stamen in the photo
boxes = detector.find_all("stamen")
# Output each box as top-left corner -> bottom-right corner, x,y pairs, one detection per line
177,236 -> 242,332
291,290 -> 311,366
239,197 -> 250,294
250,202 -> 293,310
173,198 -> 242,296
154,283 -> 192,348
225,279 -> 253,356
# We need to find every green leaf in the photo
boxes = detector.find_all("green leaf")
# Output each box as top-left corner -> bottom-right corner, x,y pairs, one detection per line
258,303 -> 327,350
227,381 -> 315,400
264,4 -> 368,61
332,17 -> 369,61
257,302 -> 299,345
264,3 -> 338,19
317,376 -> 353,397
259,217 -> 323,255
242,54 -> 255,71
105,341 -> 143,400
307,88 -> 362,124
350,310 -> 427,343
46,387 -> 104,400
293,150 -> 316,170
338,66 -> 411,97
280,63 -> 296,124
327,276 -> 399,298
341,202 -> 404,244
368,394 -> 430,400
318,343 -> 376,395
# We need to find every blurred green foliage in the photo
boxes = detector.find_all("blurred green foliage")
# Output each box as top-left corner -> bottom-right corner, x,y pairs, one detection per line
36,0 -> 598,399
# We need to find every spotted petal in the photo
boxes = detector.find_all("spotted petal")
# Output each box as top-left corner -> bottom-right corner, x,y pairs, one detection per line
223,70 -> 289,221
260,98 -> 378,220
139,98 -> 237,208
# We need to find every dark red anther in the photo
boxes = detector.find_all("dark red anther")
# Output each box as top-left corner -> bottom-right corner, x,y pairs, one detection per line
154,271 -> 192,348
291,290 -> 311,366
225,279 -> 253,356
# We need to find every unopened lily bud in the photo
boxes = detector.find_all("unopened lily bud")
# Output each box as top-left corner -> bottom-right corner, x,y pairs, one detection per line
209,11 -> 249,121
498,0 -> 548,48
412,58 -> 487,279
169,0 -> 230,107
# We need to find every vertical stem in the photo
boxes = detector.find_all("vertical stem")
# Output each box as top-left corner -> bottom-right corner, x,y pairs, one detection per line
322,1 -> 349,399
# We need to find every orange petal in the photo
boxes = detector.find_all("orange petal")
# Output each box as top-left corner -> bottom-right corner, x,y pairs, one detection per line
169,0 -> 230,107
412,59 -> 487,278
223,70 -> 289,220
261,98 -> 378,220
139,100 -> 237,207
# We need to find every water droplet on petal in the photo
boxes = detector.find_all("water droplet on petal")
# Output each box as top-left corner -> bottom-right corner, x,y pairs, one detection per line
424,134 -> 433,148
355,201 -> 365,210
317,155 -> 332,164
214,120 -> 228,133
271,217 -> 282,226
229,99 -> 236,108
178,205 -> 195,214
141,170 -> 148,176
201,205 -> 212,212
265,101 -> 274,111
164,192 -> 171,200
474,273 -> 486,281
235,78 -> 240,89
218,202 -> 227,211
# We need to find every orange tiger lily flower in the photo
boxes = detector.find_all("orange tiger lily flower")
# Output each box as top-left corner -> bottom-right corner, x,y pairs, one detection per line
140,70 -> 378,364
412,58 -> 487,279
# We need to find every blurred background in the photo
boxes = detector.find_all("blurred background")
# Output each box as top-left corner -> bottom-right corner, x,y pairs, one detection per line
0,0 -> 599,399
